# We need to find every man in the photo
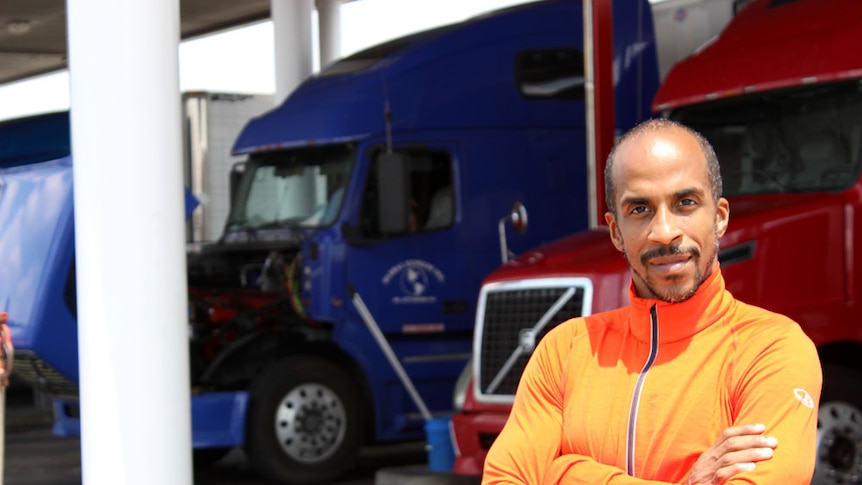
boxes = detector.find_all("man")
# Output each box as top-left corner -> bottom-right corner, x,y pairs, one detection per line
482,119 -> 821,484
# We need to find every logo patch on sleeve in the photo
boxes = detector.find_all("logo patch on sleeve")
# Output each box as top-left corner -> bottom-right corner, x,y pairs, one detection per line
794,388 -> 814,409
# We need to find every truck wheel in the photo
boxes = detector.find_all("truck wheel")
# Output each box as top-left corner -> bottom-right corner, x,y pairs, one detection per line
813,364 -> 862,485
246,357 -> 365,484
193,447 -> 231,468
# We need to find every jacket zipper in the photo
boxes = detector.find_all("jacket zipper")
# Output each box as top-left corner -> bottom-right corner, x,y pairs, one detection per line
626,304 -> 659,476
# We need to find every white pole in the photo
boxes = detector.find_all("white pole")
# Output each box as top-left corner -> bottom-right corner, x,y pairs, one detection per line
66,0 -> 192,484
272,0 -> 315,105
316,0 -> 342,68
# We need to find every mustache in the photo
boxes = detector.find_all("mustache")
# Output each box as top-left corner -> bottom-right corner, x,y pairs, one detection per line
640,245 -> 700,265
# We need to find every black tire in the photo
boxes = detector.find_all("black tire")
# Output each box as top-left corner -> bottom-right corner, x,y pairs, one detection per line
193,447 -> 232,469
813,364 -> 862,485
245,356 -> 365,484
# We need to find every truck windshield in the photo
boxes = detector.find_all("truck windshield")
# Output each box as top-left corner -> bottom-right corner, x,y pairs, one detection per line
671,80 -> 862,197
226,143 -> 355,231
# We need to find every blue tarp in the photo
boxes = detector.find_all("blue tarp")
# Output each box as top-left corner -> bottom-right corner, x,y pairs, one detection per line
0,111 -> 199,220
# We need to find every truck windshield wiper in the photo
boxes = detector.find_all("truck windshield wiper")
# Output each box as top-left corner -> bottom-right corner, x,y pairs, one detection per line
224,220 -> 259,239
254,219 -> 301,230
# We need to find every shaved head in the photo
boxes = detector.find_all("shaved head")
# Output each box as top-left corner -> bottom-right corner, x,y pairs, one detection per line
605,119 -> 722,215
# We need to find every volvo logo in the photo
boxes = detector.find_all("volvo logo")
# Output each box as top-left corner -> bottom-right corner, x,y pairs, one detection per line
518,328 -> 537,352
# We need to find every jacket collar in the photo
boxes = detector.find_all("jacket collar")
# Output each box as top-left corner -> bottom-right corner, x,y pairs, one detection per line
627,266 -> 732,344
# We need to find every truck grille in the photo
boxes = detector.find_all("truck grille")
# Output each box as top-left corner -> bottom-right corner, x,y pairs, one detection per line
475,278 -> 592,404
13,350 -> 79,400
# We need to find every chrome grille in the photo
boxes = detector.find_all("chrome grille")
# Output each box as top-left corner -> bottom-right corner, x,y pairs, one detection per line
475,278 -> 592,403
13,350 -> 79,400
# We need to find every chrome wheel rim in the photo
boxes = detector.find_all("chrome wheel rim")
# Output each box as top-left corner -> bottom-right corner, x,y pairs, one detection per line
815,401 -> 862,484
274,383 -> 347,464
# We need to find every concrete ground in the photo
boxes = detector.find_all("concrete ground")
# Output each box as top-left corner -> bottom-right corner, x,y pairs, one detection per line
2,386 -> 479,485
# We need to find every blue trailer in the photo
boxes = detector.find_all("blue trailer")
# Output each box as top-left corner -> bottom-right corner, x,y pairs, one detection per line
0,112 -> 78,401
1,0 -> 660,483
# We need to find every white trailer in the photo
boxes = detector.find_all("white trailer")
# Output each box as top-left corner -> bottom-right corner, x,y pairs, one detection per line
183,92 -> 274,242
650,0 -> 736,79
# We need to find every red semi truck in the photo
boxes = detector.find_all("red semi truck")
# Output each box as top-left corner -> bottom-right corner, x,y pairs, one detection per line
451,0 -> 862,483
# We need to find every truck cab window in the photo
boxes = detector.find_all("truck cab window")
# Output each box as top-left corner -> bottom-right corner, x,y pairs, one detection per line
360,149 -> 454,238
516,48 -> 585,99
225,144 -> 355,232
673,80 -> 862,196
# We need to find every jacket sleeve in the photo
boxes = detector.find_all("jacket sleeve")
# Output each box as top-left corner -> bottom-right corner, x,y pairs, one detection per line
482,323 -> 673,485
721,318 -> 822,485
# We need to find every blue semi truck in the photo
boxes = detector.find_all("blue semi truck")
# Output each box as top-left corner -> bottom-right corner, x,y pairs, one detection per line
0,0 -> 660,482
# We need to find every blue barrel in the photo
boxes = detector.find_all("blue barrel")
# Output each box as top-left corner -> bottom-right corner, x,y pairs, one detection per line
424,416 -> 455,471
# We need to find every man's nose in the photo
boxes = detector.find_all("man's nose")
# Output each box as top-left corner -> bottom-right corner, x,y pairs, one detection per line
648,207 -> 683,245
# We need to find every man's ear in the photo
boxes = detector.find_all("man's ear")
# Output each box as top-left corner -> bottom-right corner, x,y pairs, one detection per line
605,212 -> 625,252
715,197 -> 730,238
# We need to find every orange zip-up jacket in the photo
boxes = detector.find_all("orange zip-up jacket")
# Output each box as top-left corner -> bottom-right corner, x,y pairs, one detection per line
483,267 -> 821,485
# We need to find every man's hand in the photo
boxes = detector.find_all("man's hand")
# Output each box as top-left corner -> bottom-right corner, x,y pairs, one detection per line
687,424 -> 778,485
0,312 -> 11,388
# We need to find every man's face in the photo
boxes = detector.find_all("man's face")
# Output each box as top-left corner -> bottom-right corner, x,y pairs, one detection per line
604,127 -> 729,303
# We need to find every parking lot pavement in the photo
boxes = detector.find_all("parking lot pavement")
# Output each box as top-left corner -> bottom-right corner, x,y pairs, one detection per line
2,391 -> 430,485
5,393 -> 79,485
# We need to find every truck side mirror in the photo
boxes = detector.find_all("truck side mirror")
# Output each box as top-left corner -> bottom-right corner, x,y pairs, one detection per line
509,200 -> 528,234
229,161 -> 246,209
376,152 -> 409,234
498,200 -> 529,264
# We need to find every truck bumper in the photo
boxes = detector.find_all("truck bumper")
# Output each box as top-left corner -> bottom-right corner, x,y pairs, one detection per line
190,391 -> 249,448
52,399 -> 80,437
451,411 -> 508,476
52,391 -> 249,449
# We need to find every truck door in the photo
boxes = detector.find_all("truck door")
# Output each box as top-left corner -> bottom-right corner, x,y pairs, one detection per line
343,144 -> 472,419
347,145 -> 472,331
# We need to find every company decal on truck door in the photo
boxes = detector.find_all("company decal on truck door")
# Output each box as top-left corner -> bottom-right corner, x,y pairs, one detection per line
382,259 -> 445,304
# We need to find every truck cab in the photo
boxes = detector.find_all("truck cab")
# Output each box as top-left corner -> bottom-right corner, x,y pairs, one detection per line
452,1 -> 862,483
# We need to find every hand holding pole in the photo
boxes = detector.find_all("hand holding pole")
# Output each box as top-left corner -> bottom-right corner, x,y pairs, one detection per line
0,311 -> 13,485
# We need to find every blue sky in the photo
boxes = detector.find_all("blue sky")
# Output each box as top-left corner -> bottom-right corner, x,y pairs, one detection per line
0,0 -> 536,122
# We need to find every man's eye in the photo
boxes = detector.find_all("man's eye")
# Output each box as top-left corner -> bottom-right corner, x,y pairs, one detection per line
680,199 -> 697,206
630,206 -> 648,215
